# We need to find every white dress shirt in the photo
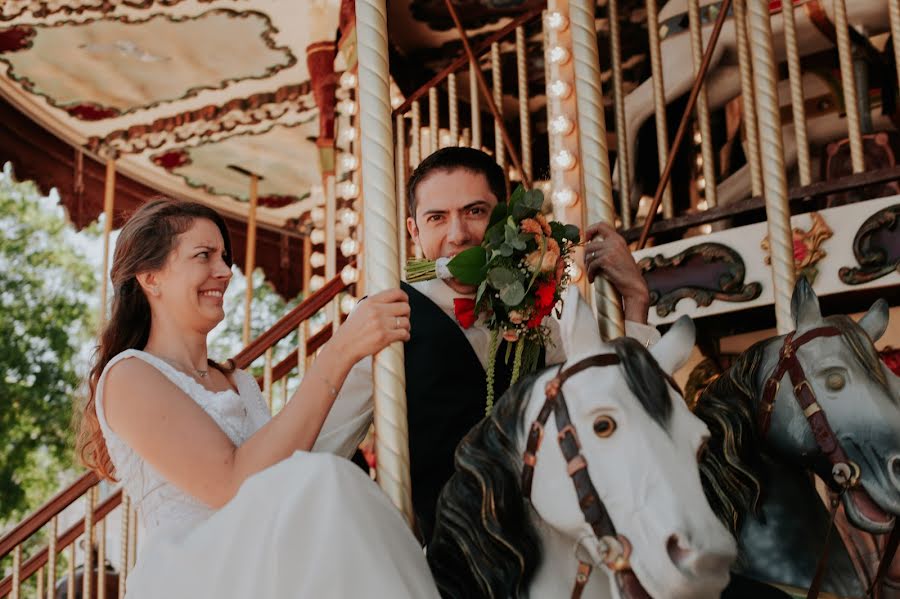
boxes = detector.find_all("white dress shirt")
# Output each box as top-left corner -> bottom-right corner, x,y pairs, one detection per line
313,279 -> 660,458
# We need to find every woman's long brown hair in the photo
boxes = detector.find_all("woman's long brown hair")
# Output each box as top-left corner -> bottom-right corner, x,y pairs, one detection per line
76,199 -> 233,481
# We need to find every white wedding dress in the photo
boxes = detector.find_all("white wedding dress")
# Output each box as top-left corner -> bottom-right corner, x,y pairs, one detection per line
95,350 -> 440,598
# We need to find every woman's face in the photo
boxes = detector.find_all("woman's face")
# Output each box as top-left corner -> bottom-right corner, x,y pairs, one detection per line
149,218 -> 232,333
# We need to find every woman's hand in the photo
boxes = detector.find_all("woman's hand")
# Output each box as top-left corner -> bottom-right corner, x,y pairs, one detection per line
332,288 -> 411,363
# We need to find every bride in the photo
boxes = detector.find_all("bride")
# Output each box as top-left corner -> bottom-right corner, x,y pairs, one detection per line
76,198 -> 440,598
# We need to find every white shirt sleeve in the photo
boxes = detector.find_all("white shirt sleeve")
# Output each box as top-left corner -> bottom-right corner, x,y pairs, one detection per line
312,355 -> 374,458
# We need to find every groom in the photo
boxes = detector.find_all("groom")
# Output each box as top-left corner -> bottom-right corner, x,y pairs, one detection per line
313,147 -> 656,540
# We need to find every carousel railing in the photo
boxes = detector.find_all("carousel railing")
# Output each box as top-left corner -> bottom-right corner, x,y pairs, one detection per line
0,274 -> 348,599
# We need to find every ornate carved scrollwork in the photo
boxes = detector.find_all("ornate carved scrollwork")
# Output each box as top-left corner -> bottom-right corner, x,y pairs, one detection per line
838,204 -> 900,285
638,242 -> 762,317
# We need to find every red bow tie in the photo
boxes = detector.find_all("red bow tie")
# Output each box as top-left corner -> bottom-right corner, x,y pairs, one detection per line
453,298 -> 477,329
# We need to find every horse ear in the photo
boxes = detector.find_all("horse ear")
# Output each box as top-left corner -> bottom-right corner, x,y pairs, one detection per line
559,286 -> 603,358
649,316 -> 696,375
790,277 -> 822,330
858,298 -> 889,342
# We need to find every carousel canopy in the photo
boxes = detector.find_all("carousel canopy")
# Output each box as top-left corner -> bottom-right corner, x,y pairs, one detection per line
0,0 -> 651,297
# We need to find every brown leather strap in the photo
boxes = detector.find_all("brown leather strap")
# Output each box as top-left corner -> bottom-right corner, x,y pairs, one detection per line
571,561 -> 593,599
807,494 -> 842,599
868,524 -> 900,598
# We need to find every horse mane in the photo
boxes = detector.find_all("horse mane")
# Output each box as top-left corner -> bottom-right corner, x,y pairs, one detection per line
427,372 -> 543,599
695,313 -> 891,534
427,337 -> 674,598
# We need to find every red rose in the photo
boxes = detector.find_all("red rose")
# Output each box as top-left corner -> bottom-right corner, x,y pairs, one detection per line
527,280 -> 558,328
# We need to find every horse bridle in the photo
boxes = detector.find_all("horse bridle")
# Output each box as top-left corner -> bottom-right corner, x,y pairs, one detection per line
520,353 -> 674,599
760,326 -> 900,599
759,326 -> 862,490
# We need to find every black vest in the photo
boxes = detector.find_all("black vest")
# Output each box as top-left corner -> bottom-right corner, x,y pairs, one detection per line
401,282 -> 542,541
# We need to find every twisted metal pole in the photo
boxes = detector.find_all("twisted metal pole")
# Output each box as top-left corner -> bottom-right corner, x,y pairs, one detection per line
645,0 -> 674,218
355,0 -> 414,526
567,0 -> 625,339
516,26 -> 532,182
491,41 -> 506,169
734,0 -> 763,196
892,0 -> 900,106
448,72 -> 459,146
608,0 -> 631,227
781,0 -> 811,185
688,0 -> 718,207
833,0 -> 865,173
748,0 -> 794,333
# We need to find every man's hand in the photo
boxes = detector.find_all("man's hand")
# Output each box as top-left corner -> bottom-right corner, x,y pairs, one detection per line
583,222 -> 650,324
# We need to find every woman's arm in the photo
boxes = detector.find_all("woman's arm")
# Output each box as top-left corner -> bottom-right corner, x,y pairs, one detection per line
103,289 -> 410,509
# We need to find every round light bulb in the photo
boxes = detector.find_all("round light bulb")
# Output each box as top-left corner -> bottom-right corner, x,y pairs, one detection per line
548,80 -> 572,100
552,187 -> 578,208
337,181 -> 359,199
341,264 -> 359,285
340,294 -> 358,314
339,71 -> 357,89
340,237 -> 360,257
552,150 -> 577,171
310,229 -> 325,245
339,207 -> 360,227
339,153 -> 358,171
391,95 -> 404,109
309,252 -> 326,268
310,206 -> 325,226
338,99 -> 357,116
548,46 -> 570,65
549,115 -> 574,136
339,127 -> 357,145
546,12 -> 569,31
309,275 -> 325,291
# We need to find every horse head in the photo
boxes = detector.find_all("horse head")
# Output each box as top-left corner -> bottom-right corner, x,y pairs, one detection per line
697,278 -> 900,538
428,288 -> 735,599
765,278 -> 900,533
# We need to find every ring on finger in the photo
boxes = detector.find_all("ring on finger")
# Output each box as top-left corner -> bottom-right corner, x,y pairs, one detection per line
395,317 -> 401,329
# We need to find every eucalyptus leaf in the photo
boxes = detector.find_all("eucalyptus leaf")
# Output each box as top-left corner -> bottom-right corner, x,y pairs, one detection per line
476,280 -> 488,304
499,281 -> 526,306
505,225 -> 527,250
563,224 -> 581,244
488,202 -> 508,228
487,267 -> 518,288
523,189 -> 544,210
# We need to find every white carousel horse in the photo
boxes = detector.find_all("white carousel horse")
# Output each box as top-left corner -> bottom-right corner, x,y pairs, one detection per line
617,0 -> 894,209
428,287 -> 737,599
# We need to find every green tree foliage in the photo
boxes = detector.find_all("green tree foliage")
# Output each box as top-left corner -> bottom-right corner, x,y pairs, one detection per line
0,166 -> 97,523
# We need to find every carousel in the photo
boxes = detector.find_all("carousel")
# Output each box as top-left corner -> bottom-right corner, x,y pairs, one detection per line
0,0 -> 898,597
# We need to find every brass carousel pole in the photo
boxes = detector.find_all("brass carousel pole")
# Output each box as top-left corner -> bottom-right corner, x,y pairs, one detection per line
355,0 -> 414,525
99,158 -> 116,326
242,172 -> 260,346
747,0 -> 794,333
566,0 -> 625,339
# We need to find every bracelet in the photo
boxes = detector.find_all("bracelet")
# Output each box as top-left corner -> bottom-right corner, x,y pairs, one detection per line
314,370 -> 339,399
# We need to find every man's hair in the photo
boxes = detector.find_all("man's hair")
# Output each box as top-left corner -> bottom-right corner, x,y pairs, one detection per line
406,147 -> 507,219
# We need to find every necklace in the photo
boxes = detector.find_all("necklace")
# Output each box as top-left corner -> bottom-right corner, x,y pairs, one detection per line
158,356 -> 209,379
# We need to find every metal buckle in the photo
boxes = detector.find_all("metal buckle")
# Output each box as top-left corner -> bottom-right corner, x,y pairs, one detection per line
803,401 -> 822,418
832,461 -> 862,488
794,379 -> 813,397
599,535 -> 632,572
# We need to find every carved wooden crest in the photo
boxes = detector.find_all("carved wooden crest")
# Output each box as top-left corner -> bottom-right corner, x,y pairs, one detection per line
638,242 -> 762,317
839,204 -> 900,285
761,212 -> 833,284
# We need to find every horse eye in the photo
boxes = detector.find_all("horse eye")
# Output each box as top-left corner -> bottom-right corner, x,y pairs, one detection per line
826,372 -> 845,391
593,415 -> 617,438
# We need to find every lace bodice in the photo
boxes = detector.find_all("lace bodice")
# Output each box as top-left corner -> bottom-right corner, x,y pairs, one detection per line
95,350 -> 271,537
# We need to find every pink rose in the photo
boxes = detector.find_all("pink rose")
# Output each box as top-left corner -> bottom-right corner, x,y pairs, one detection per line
526,238 -> 561,273
503,329 -> 519,342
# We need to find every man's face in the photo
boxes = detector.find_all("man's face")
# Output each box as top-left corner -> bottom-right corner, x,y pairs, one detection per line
407,168 -> 498,294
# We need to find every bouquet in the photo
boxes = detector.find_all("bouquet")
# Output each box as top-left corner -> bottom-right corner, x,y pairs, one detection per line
406,186 -> 580,414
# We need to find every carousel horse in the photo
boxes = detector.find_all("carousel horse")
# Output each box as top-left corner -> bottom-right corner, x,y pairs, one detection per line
617,0 -> 895,211
694,279 -> 900,596
428,287 -> 737,599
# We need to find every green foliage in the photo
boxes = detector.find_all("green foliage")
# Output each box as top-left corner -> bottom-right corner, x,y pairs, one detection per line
0,168 -> 97,523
